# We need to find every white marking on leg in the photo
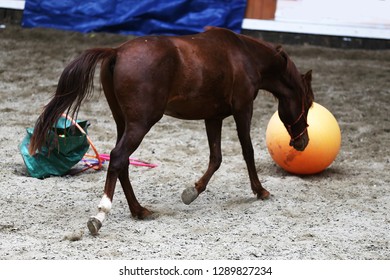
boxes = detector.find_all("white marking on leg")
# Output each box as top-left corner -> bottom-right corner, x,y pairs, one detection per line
93,194 -> 112,224
98,194 -> 112,212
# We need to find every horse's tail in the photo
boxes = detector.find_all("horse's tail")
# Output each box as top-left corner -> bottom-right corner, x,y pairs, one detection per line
29,48 -> 117,155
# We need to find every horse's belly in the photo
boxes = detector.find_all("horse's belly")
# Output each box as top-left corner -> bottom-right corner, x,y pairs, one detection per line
164,97 -> 231,120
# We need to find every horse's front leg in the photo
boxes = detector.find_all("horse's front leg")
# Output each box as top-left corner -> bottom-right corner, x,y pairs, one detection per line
233,109 -> 270,200
182,118 -> 223,204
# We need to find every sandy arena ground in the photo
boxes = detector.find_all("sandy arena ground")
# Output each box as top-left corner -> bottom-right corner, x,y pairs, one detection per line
0,26 -> 389,260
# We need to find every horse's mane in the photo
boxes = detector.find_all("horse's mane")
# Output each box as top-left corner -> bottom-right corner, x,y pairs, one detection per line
274,45 -> 314,108
214,30 -> 314,108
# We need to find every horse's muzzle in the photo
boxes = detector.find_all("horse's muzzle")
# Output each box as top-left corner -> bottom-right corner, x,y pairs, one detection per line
289,132 -> 309,151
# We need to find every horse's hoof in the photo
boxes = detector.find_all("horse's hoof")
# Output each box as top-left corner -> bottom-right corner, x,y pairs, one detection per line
181,187 -> 199,205
257,189 -> 271,200
132,208 -> 155,220
135,211 -> 159,221
87,217 -> 102,236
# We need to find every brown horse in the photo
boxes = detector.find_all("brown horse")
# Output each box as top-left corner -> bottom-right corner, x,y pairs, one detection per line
29,27 -> 314,235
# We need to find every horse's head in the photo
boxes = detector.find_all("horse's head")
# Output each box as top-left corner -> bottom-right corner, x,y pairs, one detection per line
277,70 -> 314,152
262,44 -> 314,152
237,37 -> 315,151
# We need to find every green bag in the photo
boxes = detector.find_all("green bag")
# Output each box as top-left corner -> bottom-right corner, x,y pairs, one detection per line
19,117 -> 90,179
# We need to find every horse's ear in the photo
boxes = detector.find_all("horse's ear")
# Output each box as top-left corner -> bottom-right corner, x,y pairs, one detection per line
304,70 -> 312,82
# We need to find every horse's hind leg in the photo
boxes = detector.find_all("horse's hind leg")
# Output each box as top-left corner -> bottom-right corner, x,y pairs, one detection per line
87,59 -> 156,235
118,162 -> 152,219
233,108 -> 270,200
87,58 -> 125,235
109,128 -> 154,220
182,118 -> 223,204
87,126 -> 154,235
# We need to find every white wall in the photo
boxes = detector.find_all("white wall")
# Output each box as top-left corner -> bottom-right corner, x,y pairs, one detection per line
0,0 -> 25,10
276,0 -> 390,27
243,0 -> 390,40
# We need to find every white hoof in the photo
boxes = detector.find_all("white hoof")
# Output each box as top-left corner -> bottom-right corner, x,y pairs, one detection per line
181,187 -> 199,205
87,217 -> 102,236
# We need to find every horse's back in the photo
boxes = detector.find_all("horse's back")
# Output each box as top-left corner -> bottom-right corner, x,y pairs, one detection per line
112,28 -> 257,120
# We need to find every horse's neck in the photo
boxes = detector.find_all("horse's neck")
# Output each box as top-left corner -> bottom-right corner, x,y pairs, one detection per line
255,50 -> 300,100
240,36 -> 290,92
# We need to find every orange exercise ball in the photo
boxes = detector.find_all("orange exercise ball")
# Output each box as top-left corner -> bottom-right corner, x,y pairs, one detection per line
266,102 -> 341,175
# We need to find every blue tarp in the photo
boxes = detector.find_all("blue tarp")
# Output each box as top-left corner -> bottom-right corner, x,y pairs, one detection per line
22,0 -> 246,36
